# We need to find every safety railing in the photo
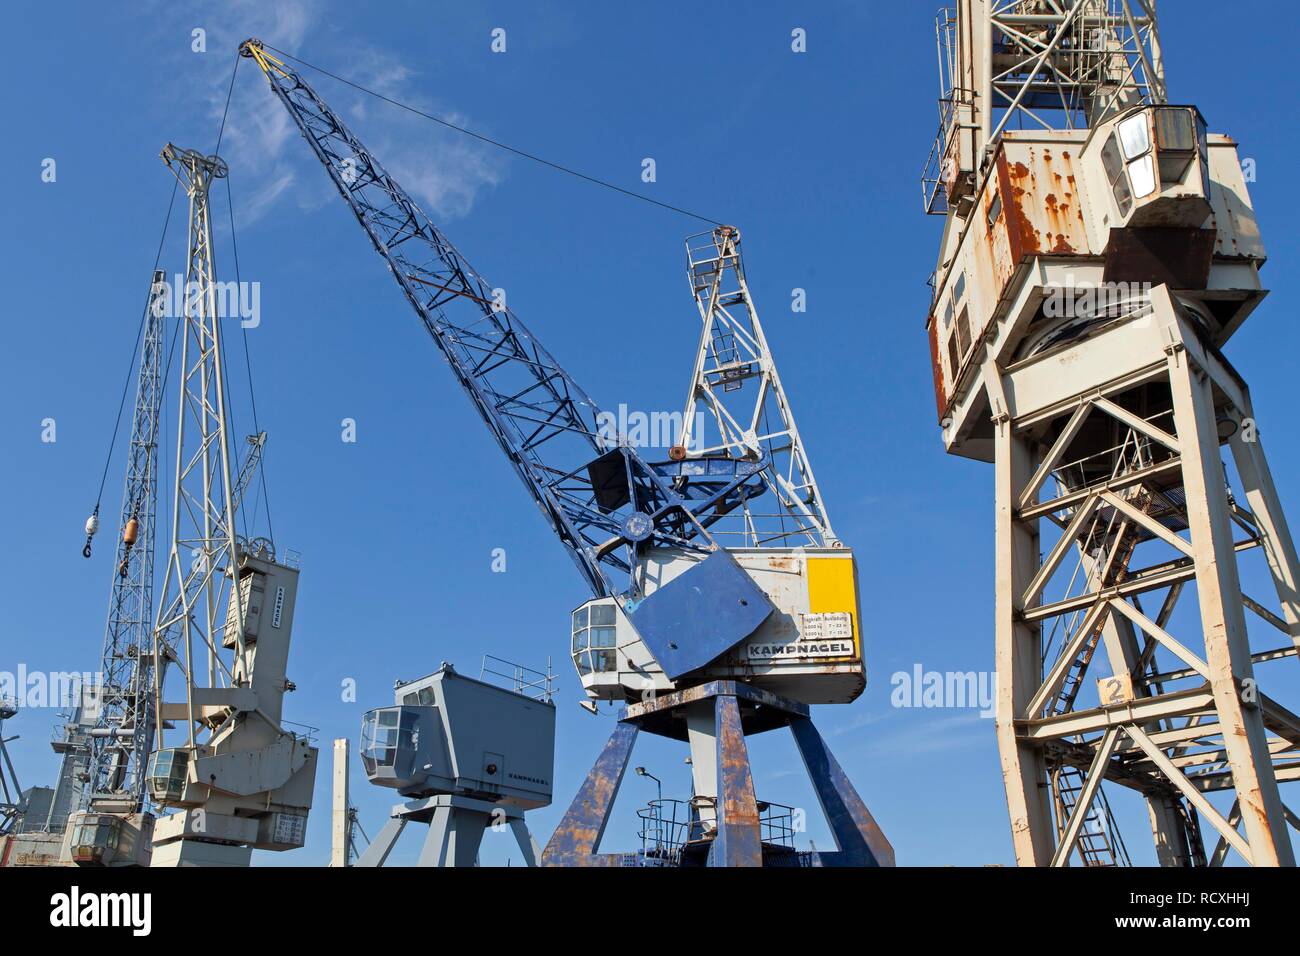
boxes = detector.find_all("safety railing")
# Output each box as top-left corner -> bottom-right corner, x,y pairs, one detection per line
636,797 -> 797,866
479,655 -> 556,702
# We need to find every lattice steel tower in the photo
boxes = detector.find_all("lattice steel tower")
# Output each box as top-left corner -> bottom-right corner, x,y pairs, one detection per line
923,1 -> 1298,866
58,271 -> 167,864
146,144 -> 316,867
678,226 -> 836,548
153,144 -> 243,705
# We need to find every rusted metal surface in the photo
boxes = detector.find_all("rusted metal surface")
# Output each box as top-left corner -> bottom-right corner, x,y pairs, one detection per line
712,695 -> 762,867
997,146 -> 1090,261
540,720 -> 638,867
0,832 -> 68,867
936,139 -> 1095,415
625,679 -> 808,730
927,316 -> 948,422
548,682 -> 892,867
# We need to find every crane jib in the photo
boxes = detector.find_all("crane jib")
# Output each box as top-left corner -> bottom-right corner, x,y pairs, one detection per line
242,39 -> 774,665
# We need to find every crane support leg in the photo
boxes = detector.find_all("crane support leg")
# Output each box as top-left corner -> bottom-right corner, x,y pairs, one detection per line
508,817 -> 541,867
355,816 -> 407,867
359,795 -> 537,867
543,682 -> 893,867
1229,413 -> 1300,652
541,721 -> 639,867
789,716 -> 895,866
418,800 -> 488,868
712,694 -> 762,867
984,290 -> 1297,867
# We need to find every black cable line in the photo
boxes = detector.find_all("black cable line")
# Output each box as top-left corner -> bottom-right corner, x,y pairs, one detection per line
208,49 -> 275,545
214,303 -> 249,543
213,51 -> 240,157
92,178 -> 180,514
264,43 -> 724,227
225,171 -> 275,546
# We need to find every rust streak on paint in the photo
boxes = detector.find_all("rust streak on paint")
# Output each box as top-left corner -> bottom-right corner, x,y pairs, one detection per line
927,315 -> 947,422
998,155 -> 1040,260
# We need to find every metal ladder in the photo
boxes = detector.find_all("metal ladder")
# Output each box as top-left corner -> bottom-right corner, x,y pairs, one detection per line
687,235 -> 751,392
1046,435 -> 1157,866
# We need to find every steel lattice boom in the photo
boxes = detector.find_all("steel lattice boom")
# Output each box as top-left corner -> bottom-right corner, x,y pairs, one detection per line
240,40 -> 764,604
79,271 -> 168,811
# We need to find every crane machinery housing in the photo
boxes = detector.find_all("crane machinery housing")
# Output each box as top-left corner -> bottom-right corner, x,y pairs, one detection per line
240,38 -> 892,867
923,1 -> 1300,866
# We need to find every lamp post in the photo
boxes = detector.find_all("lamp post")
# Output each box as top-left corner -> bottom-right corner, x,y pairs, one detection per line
634,766 -> 664,856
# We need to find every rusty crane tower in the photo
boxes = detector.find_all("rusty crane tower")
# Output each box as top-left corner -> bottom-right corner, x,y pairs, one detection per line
923,1 -> 1299,866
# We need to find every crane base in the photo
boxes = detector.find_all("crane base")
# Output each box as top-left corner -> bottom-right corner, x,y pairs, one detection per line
542,680 -> 894,867
355,794 -> 540,867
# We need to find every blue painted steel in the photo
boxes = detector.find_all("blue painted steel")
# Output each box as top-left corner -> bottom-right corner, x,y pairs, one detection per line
541,720 -> 639,867
548,683 -> 893,867
711,695 -> 762,867
246,46 -> 764,605
789,715 -> 895,866
629,551 -> 775,679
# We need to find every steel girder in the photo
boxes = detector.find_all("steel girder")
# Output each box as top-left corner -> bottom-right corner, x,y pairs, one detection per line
987,291 -> 1300,866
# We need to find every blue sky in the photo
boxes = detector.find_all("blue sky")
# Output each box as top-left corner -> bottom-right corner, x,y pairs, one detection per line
2,0 -> 1299,866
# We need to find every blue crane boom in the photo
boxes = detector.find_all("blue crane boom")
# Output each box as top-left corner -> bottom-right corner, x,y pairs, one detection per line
239,40 -> 767,616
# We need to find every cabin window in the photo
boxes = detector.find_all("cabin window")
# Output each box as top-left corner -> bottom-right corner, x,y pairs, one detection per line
572,602 -> 618,675
956,305 -> 971,356
1116,114 -> 1156,200
1118,113 -> 1150,160
945,268 -> 972,385
1154,107 -> 1200,184
1103,133 -> 1132,215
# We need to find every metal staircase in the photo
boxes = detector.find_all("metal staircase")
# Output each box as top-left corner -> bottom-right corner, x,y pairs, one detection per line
1044,427 -> 1163,866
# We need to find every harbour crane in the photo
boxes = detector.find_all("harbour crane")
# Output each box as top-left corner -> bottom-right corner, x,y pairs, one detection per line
58,259 -> 269,865
241,38 -> 892,866
922,1 -> 1300,866
56,270 -> 168,865
139,143 -> 317,868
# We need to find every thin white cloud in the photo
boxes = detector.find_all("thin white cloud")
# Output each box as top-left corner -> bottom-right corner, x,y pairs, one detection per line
846,710 -> 991,759
150,0 -> 502,227
829,708 -> 891,736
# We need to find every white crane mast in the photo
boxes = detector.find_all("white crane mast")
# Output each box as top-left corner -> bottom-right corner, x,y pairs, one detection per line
678,226 -> 836,548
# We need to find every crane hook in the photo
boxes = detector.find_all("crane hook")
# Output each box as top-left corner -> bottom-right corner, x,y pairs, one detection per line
83,505 -> 100,558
